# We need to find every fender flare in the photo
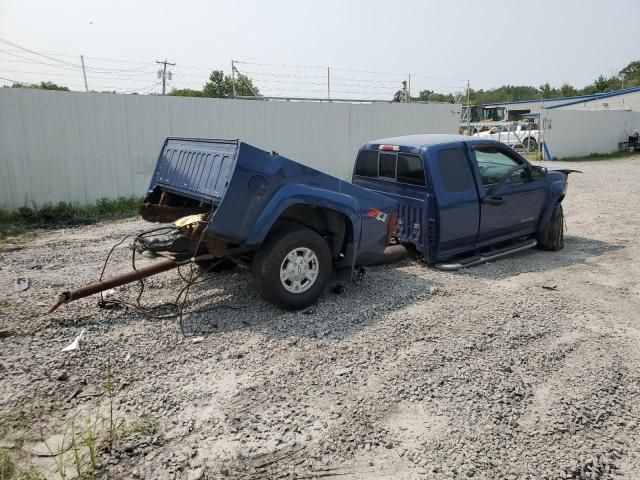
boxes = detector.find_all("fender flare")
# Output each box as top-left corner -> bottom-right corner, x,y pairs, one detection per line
537,179 -> 566,230
243,183 -> 362,251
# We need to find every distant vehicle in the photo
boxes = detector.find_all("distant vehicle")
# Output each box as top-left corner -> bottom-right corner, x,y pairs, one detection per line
474,123 -> 539,151
352,134 -> 575,270
459,106 -> 506,134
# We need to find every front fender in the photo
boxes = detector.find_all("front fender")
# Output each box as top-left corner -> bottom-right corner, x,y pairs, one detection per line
244,183 -> 362,248
537,176 -> 567,230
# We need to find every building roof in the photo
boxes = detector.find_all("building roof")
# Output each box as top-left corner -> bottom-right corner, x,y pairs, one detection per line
546,85 -> 640,109
484,86 -> 640,109
484,93 -> 596,107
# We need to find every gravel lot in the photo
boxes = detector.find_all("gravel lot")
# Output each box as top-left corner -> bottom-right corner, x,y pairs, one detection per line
1,156 -> 640,480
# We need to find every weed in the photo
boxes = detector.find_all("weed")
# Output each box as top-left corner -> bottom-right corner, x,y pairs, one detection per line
118,413 -> 159,439
0,197 -> 141,239
555,150 -> 637,162
0,448 -> 16,479
17,467 -> 45,480
83,421 -> 99,478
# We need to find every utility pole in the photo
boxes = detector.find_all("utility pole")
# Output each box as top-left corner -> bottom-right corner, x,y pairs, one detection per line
408,74 -> 411,103
80,55 -> 89,92
466,80 -> 471,135
156,59 -> 175,95
231,60 -> 236,99
327,67 -> 331,101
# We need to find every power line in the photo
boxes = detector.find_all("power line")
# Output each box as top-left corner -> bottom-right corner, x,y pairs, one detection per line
0,69 -> 162,82
0,37 -> 81,68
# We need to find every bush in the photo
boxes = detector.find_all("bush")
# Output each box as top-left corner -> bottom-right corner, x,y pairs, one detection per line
0,197 -> 141,238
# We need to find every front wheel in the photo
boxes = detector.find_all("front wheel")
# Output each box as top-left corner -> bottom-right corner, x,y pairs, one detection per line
252,224 -> 332,310
537,203 -> 564,251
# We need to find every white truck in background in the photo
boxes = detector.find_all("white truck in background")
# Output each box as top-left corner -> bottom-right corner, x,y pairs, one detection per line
473,123 -> 539,151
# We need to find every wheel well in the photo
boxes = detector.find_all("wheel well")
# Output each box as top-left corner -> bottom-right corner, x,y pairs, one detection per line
273,205 -> 351,261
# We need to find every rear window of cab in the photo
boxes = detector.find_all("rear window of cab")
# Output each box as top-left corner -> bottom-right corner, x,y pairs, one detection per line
354,150 -> 426,186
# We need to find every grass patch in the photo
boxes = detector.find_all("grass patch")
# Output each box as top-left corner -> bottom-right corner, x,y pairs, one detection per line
554,150 -> 638,162
0,197 -> 141,240
0,448 -> 16,479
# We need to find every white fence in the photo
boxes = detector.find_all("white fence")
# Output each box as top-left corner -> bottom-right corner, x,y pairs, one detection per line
0,89 -> 461,209
542,109 -> 640,159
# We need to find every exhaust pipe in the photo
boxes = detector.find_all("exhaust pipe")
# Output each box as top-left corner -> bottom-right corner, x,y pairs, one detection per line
368,244 -> 408,266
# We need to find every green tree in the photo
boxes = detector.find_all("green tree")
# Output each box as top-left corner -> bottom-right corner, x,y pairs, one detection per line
9,81 -> 69,91
619,60 -> 640,87
202,70 -> 259,98
415,89 -> 454,102
539,82 -> 556,98
170,70 -> 260,98
169,88 -> 203,97
559,83 -> 578,97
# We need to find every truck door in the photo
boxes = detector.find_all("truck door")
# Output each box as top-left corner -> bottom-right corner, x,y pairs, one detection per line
426,144 -> 480,259
469,145 -> 546,245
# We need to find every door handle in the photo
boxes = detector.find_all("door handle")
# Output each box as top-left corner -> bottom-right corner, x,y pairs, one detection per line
484,195 -> 505,206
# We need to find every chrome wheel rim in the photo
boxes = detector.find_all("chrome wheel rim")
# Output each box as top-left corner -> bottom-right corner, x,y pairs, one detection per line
280,247 -> 319,294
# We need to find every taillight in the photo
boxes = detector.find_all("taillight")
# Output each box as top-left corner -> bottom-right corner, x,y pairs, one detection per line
386,208 -> 398,245
379,144 -> 399,151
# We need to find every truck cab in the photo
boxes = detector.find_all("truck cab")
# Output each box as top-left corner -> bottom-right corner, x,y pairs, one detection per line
352,134 -> 569,268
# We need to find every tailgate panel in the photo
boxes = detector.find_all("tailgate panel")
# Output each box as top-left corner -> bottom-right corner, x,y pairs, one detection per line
152,138 -> 238,202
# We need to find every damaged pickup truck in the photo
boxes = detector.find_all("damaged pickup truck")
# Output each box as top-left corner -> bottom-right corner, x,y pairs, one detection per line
51,138 -> 400,312
352,134 -> 574,269
50,134 -> 574,314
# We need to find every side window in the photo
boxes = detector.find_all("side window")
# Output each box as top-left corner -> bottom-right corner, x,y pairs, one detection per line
379,153 -> 396,178
354,150 -> 378,177
474,148 -> 523,186
437,148 -> 474,193
397,154 -> 426,186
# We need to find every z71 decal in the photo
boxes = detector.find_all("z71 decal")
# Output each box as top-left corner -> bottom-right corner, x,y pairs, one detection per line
367,208 -> 388,223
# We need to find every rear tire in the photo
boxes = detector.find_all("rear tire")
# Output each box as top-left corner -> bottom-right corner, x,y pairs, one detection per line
252,224 -> 332,310
537,203 -> 564,251
524,137 -> 538,152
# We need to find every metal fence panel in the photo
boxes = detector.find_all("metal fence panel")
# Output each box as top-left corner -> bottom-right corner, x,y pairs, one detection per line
0,89 -> 461,209
542,110 -> 640,159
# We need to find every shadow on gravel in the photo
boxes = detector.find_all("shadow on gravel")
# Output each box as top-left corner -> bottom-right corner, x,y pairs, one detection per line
179,261 -> 431,341
458,235 -> 624,279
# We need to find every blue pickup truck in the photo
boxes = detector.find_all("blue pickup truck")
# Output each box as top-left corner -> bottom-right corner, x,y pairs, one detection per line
139,138 -> 399,310
352,134 -> 571,269
138,135 -> 571,310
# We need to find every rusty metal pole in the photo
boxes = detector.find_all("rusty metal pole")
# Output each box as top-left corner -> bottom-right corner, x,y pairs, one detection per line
48,258 -> 181,313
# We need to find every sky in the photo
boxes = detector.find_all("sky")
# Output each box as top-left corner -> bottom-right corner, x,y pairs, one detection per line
1,0 -> 639,99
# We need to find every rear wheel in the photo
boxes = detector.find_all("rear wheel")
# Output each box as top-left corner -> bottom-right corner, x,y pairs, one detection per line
252,224 -> 332,310
524,137 -> 538,152
537,203 -> 564,251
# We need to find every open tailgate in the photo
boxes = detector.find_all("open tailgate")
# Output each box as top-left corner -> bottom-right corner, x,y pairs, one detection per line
148,138 -> 238,204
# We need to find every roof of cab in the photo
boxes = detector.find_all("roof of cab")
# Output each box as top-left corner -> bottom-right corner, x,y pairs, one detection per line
365,134 -> 475,150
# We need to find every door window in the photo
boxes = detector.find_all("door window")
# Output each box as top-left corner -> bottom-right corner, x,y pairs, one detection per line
437,148 -> 474,193
473,148 -> 525,187
397,154 -> 426,186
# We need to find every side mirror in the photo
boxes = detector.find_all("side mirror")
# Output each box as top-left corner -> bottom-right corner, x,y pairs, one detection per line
531,165 -> 548,177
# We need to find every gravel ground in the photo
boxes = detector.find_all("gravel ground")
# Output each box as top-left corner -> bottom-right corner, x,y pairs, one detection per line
1,156 -> 640,480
